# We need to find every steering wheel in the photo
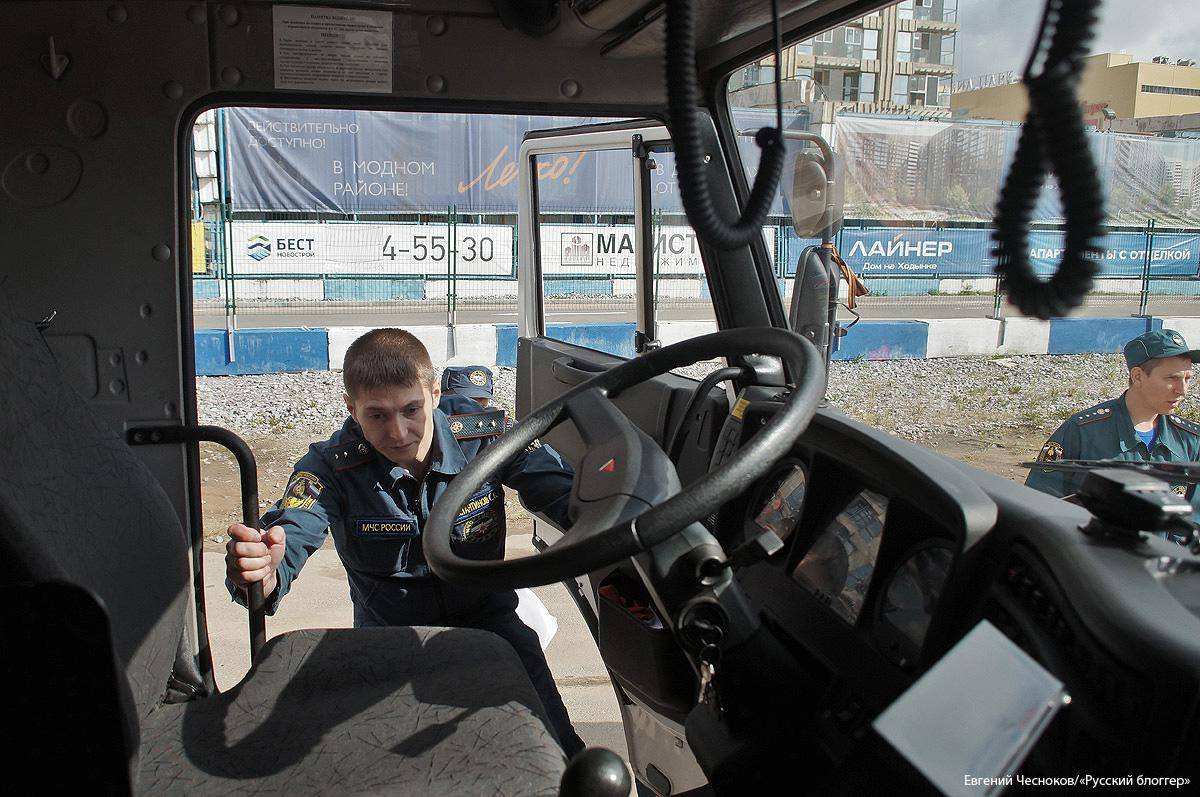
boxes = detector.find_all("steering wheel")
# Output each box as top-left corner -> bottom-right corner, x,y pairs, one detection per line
425,327 -> 824,591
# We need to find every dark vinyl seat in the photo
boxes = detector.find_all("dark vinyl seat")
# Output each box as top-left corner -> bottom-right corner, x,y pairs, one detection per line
0,304 -> 565,794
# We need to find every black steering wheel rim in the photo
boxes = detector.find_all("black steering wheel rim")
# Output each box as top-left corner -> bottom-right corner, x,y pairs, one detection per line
425,327 -> 824,590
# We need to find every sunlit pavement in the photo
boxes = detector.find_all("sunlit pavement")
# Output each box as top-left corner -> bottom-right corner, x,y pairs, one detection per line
201,534 -> 628,761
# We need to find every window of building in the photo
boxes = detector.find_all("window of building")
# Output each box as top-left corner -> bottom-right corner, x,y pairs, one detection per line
896,32 -> 912,62
795,39 -> 813,56
863,29 -> 879,61
942,0 -> 958,23
814,68 -> 832,90
795,66 -> 813,80
843,73 -> 861,101
861,72 -> 877,103
1141,84 -> 1200,96
815,29 -> 834,44
845,27 -> 863,46
898,1 -> 914,21
892,74 -> 909,105
940,33 -> 956,66
936,76 -> 950,106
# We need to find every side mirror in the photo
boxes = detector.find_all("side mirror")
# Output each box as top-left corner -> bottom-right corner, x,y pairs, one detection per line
784,132 -> 841,389
783,131 -> 842,237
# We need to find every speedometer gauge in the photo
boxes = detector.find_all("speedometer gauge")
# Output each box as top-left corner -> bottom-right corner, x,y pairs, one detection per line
874,541 -> 954,668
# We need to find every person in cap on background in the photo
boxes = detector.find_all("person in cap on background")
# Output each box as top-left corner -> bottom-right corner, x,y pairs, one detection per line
1026,329 -> 1200,527
442,365 -> 560,651
442,365 -> 496,408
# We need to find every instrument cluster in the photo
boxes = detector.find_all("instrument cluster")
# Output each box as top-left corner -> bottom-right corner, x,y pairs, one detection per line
744,460 -> 957,669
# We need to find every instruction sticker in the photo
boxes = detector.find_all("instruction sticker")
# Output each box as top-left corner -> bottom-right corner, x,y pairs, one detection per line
273,5 -> 393,94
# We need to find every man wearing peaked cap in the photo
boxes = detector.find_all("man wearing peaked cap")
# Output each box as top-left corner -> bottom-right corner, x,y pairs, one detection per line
1026,329 -> 1200,534
442,365 -> 496,406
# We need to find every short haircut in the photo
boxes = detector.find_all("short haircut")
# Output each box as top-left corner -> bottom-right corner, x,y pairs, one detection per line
343,329 -> 437,397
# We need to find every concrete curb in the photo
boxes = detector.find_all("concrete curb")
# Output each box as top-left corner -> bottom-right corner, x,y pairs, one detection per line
194,316 -> 1199,375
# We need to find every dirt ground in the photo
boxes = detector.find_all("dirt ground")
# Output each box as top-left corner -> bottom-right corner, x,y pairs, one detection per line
197,428 -> 1047,546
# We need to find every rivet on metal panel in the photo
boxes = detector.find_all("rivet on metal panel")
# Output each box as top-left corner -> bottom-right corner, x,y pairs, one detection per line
135,350 -> 149,365
67,100 -> 108,140
187,5 -> 206,25
220,66 -> 243,86
107,5 -> 128,24
109,379 -> 126,396
109,352 -> 122,366
163,81 -> 184,100
220,6 -> 240,27
140,303 -> 154,319
150,430 -> 162,443
3,147 -> 83,207
152,244 -> 172,262
427,16 -> 447,35
25,153 -> 49,175
163,401 -> 177,418
426,74 -> 446,93
560,79 -> 581,98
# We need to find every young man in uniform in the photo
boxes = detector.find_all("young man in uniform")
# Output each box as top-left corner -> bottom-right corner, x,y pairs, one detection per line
1026,329 -> 1200,534
224,329 -> 585,756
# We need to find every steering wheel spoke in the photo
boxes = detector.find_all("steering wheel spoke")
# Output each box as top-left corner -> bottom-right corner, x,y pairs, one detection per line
425,328 -> 824,591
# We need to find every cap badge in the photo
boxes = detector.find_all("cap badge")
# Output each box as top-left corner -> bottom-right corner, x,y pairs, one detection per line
469,370 -> 488,386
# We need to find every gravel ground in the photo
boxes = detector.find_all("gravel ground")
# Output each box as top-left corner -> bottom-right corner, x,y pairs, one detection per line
197,353 -> 1200,445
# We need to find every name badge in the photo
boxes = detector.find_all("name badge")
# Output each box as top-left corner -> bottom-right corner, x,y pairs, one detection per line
352,516 -> 418,539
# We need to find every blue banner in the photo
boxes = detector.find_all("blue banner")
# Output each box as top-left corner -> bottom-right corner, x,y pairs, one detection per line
225,108 -> 791,216
781,226 -> 1200,279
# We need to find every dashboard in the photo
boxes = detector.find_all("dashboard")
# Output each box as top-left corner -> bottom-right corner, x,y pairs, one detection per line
701,388 -> 1200,776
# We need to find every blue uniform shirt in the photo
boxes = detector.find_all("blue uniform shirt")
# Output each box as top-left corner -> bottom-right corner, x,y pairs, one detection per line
228,394 -> 574,625
1026,393 -> 1200,505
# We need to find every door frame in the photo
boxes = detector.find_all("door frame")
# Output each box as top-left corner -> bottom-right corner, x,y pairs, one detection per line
516,119 -> 672,345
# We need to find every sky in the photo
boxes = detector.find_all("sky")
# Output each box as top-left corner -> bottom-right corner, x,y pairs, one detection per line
955,0 -> 1200,81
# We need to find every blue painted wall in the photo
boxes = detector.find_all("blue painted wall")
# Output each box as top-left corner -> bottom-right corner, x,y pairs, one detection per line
1047,317 -> 1160,356
195,328 -> 329,376
832,321 -> 928,360
194,279 -> 220,300
544,279 -> 614,298
323,278 -> 424,301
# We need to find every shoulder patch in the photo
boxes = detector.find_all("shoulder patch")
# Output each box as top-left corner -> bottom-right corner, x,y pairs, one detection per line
281,471 -> 324,511
1036,440 -> 1064,463
1076,405 -> 1115,427
326,438 -> 374,471
1167,415 -> 1200,437
449,408 -> 506,440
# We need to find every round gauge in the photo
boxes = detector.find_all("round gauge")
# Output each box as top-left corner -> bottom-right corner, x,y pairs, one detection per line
875,541 -> 954,667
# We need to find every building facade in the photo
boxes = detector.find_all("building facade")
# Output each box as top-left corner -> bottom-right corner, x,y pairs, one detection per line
728,0 -> 959,118
952,53 -> 1200,126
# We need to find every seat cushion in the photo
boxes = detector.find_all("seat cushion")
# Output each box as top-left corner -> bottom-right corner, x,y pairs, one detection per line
137,627 -> 566,795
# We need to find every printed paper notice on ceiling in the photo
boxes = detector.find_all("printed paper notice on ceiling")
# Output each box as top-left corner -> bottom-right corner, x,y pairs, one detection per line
273,5 -> 393,94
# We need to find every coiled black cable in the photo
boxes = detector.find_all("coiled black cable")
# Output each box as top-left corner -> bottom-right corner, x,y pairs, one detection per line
666,0 -> 787,250
992,0 -> 1106,319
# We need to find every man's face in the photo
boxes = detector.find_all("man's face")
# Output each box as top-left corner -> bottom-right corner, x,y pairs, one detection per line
345,381 -> 441,469
1131,354 -> 1194,414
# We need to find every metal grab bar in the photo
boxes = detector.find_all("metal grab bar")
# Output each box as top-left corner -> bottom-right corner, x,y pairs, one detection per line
128,424 -> 266,662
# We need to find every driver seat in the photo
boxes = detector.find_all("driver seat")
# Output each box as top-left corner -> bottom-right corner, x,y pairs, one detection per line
0,303 -> 566,794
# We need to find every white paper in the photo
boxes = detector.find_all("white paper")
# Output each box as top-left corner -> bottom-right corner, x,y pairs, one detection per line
273,5 -> 393,94
873,620 -> 1068,796
516,588 -> 559,651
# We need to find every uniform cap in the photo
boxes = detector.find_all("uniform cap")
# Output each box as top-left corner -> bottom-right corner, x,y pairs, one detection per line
1123,329 -> 1200,369
441,365 -> 494,399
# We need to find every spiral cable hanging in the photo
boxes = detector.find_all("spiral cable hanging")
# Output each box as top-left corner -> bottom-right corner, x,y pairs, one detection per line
666,0 -> 787,250
992,0 -> 1106,319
